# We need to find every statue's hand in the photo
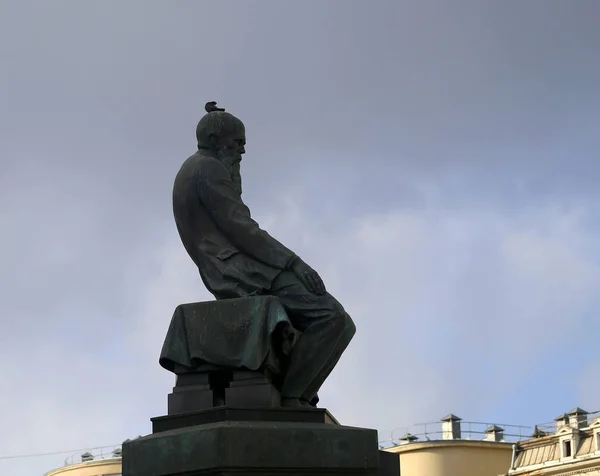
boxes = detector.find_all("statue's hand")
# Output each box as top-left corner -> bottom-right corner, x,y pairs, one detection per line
291,258 -> 326,295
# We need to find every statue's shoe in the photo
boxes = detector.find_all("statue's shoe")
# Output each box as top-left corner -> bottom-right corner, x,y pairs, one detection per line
281,397 -> 312,408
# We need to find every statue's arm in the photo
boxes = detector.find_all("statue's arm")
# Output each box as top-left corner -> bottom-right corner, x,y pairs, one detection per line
198,159 -> 297,270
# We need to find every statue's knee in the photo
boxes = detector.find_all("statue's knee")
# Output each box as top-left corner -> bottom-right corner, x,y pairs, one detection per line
344,313 -> 357,337
328,300 -> 355,336
329,299 -> 346,321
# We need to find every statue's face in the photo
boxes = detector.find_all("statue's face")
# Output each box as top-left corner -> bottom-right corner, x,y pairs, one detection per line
212,126 -> 246,166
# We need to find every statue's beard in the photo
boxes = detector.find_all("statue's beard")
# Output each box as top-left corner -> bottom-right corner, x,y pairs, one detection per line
216,146 -> 240,164
217,150 -> 243,195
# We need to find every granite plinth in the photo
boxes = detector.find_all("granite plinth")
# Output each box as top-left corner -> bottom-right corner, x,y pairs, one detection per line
152,406 -> 340,433
123,419 -> 398,476
168,370 -> 282,415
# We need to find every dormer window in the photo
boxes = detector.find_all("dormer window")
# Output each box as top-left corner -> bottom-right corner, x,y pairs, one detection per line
589,417 -> 600,453
556,425 -> 579,461
563,440 -> 572,458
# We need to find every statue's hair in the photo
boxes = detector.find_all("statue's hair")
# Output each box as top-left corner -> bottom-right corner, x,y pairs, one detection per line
196,102 -> 244,149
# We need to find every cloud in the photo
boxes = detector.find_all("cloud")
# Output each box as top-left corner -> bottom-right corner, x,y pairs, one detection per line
3,163 -> 598,474
243,192 -> 600,433
2,176 -> 599,476
112,187 -> 600,438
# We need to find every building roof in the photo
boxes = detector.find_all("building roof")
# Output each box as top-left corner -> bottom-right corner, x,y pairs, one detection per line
398,433 -> 419,442
512,427 -> 598,473
440,414 -> 462,422
486,425 -> 504,432
531,425 -> 548,438
568,407 -> 588,415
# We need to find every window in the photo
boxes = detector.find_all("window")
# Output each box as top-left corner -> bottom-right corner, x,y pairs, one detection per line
563,440 -> 572,458
596,433 -> 600,452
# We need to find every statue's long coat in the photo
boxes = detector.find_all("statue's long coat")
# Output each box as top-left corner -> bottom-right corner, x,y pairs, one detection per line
172,152 -> 297,299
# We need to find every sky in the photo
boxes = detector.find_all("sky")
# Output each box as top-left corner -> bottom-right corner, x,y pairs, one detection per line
1,0 -> 600,474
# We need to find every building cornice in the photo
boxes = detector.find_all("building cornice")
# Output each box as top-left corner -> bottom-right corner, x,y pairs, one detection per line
510,453 -> 600,475
45,457 -> 122,476
387,439 -> 513,454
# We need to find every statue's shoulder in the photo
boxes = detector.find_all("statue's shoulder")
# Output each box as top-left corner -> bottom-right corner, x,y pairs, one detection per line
174,153 -> 223,195
195,153 -> 220,167
178,153 -> 221,176
194,154 -> 228,179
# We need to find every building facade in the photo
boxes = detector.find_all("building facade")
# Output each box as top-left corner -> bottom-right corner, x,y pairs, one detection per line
507,408 -> 600,476
45,447 -> 122,476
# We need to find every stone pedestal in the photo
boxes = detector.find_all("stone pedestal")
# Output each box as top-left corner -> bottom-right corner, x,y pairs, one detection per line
168,370 -> 282,414
127,297 -> 399,474
123,407 -> 399,476
159,297 -> 296,378
160,297 -> 299,415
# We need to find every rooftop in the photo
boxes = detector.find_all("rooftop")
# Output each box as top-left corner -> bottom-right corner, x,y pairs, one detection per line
378,414 -> 529,449
45,445 -> 123,476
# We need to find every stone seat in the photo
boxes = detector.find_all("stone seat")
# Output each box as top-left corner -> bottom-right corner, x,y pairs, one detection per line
159,296 -> 298,414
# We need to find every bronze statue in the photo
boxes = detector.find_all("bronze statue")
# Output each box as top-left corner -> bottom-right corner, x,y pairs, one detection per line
172,102 -> 356,407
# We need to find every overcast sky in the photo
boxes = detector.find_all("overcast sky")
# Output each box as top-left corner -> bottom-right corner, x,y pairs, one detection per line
1,1 -> 600,474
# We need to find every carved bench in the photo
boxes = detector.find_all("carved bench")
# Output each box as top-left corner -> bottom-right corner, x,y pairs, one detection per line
159,296 -> 297,415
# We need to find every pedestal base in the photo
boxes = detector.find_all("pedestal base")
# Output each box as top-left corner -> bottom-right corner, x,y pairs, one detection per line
152,406 -> 340,433
168,370 -> 282,415
123,419 -> 398,476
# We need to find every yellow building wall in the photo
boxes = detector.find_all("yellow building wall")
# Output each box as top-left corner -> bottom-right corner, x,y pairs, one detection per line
388,441 -> 513,476
522,466 -> 600,476
46,459 -> 121,476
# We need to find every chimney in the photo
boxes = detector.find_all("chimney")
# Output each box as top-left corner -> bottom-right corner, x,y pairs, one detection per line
532,425 -> 548,438
441,414 -> 462,440
555,413 -> 570,431
568,408 -> 588,429
397,433 -> 419,445
484,425 -> 505,442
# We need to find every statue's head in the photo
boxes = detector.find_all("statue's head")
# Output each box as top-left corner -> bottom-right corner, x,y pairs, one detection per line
196,102 -> 246,165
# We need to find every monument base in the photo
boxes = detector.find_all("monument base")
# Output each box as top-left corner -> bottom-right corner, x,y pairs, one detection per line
123,408 -> 399,476
168,370 -> 283,415
152,405 -> 340,433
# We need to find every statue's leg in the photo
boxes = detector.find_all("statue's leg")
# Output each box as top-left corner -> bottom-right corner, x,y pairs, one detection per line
269,271 -> 356,405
